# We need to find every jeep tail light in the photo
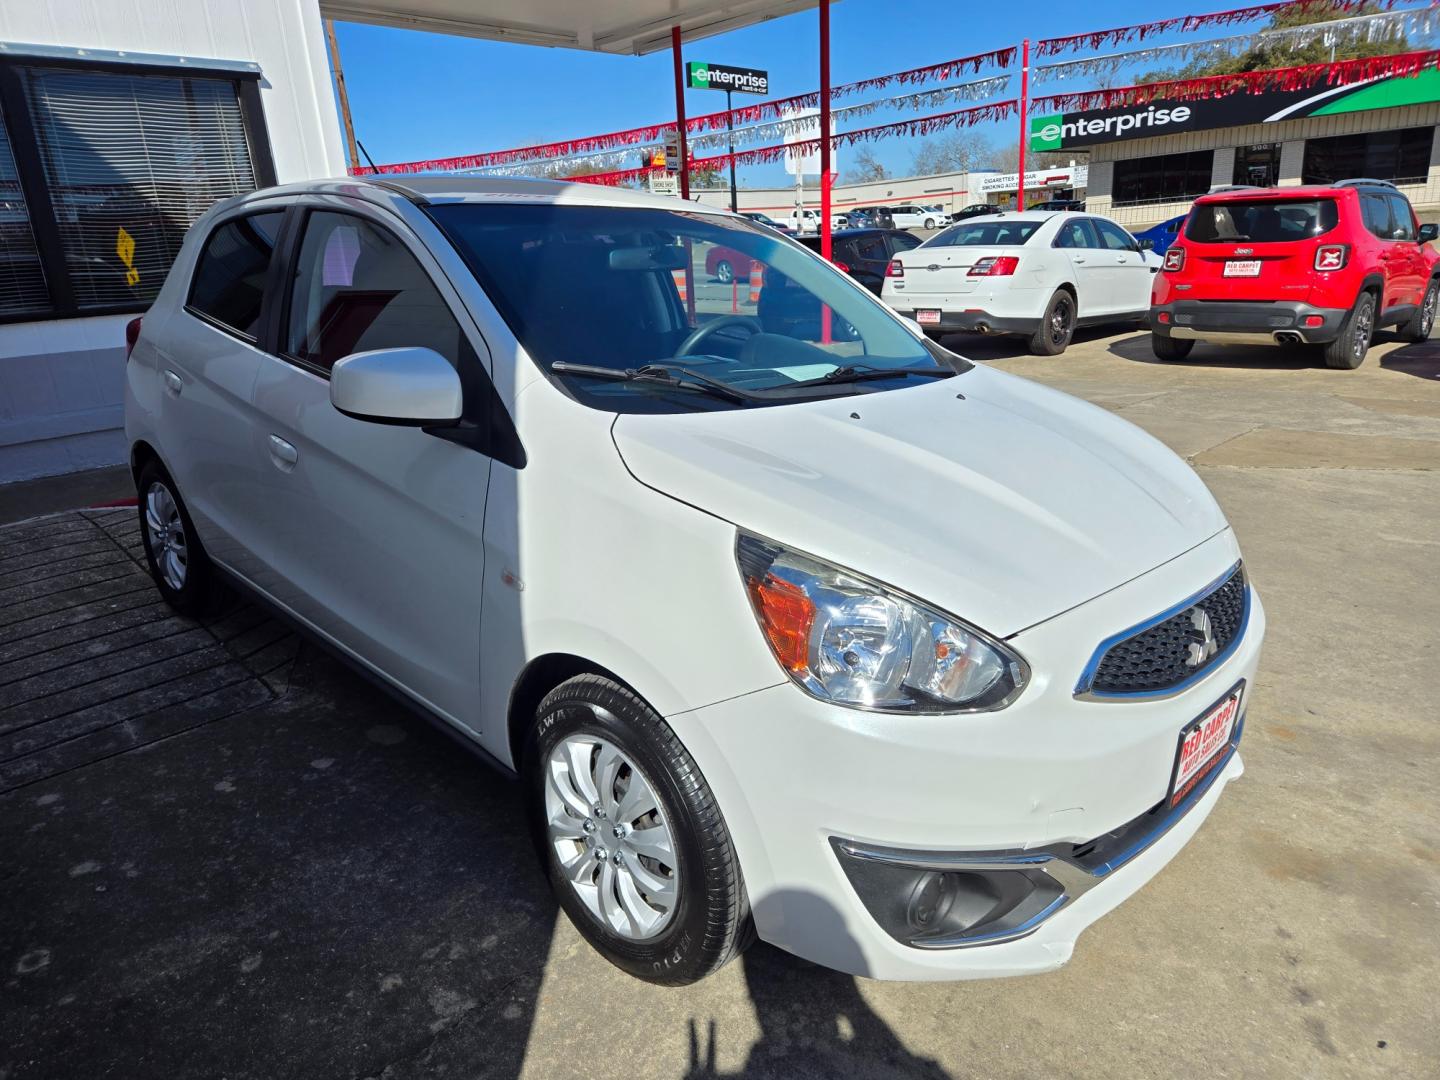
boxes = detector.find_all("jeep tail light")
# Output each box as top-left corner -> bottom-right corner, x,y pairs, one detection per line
1163,248 -> 1185,272
125,317 -> 143,360
886,260 -> 904,278
1315,244 -> 1348,271
968,256 -> 1019,277
833,260 -> 851,273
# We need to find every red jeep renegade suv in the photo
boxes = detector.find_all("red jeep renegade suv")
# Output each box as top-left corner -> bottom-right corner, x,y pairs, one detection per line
1150,179 -> 1440,369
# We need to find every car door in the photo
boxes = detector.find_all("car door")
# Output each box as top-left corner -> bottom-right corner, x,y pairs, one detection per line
1052,217 -> 1117,316
158,206 -> 288,571
1092,218 -> 1153,317
1361,193 -> 1406,313
846,232 -> 890,294
241,200 -> 497,728
1384,192 -> 1426,312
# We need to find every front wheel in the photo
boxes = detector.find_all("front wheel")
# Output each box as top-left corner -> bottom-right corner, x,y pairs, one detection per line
525,675 -> 752,985
1151,333 -> 1194,362
924,217 -> 935,230
1029,290 -> 1076,355
1320,290 -> 1376,369
1399,279 -> 1438,342
714,260 -> 735,285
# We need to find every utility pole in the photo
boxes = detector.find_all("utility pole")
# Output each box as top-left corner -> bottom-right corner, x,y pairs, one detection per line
324,18 -> 360,174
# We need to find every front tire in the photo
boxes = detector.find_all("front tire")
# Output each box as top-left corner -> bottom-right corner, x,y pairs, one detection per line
1399,278 -> 1438,342
924,217 -> 936,229
1029,290 -> 1076,355
525,675 -> 751,985
136,460 -> 221,617
1151,333 -> 1194,362
1321,290 -> 1376,369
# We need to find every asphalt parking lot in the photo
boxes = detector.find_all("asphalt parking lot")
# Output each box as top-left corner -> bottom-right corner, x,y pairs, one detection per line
3,327 -> 1438,1079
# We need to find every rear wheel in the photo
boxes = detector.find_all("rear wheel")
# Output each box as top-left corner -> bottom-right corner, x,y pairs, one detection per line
1151,334 -> 1194,362
1399,278 -> 1438,343
714,260 -> 735,285
1320,290 -> 1376,369
136,460 -> 221,617
1029,290 -> 1076,355
525,674 -> 751,985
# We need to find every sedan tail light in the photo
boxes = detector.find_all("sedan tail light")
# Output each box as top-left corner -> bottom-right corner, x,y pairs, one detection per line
833,260 -> 851,273
967,256 -> 1019,277
1163,248 -> 1185,272
886,259 -> 904,278
125,316 -> 143,360
1315,244 -> 1349,271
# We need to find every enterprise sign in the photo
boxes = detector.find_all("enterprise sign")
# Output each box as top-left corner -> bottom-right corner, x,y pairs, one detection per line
687,61 -> 769,95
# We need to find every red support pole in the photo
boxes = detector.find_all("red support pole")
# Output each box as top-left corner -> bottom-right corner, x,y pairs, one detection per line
1017,38 -> 1029,211
672,26 -> 690,201
819,0 -> 832,264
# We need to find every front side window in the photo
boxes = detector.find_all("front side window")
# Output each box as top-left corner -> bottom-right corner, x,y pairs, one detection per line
286,211 -> 463,374
1054,219 -> 1097,249
889,233 -> 920,253
188,211 -> 284,338
428,203 -> 956,414
928,219 -> 1042,247
1361,193 -> 1393,240
1094,219 -> 1137,251
21,66 -> 259,310
1186,198 -> 1339,243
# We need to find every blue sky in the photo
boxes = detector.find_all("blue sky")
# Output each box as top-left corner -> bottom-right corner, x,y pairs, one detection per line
332,0 -> 1250,184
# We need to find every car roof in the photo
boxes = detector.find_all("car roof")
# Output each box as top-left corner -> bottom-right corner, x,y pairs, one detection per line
223,174 -> 735,215
1196,184 -> 1359,203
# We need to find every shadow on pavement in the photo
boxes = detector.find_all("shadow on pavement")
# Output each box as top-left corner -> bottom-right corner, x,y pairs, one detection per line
684,893 -> 950,1080
1380,336 -> 1440,380
1105,332 -> 1325,370
935,325 -> 1135,363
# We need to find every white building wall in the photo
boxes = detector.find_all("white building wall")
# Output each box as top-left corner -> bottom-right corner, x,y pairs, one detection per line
1085,102 -> 1440,229
692,169 -> 976,216
0,0 -> 346,482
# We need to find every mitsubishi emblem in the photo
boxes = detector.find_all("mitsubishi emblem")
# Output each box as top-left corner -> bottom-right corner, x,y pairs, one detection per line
1184,608 -> 1219,668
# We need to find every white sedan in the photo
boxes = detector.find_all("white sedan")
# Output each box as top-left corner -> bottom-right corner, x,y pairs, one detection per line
882,211 -> 1160,355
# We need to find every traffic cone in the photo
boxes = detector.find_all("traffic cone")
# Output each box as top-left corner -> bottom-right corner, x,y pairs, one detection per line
671,268 -> 688,302
748,261 -> 764,303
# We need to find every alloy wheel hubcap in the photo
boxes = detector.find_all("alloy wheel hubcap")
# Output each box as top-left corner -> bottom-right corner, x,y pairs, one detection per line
144,482 -> 187,591
1354,302 -> 1373,358
1425,288 -> 1436,333
545,721 -> 678,940
1051,301 -> 1072,343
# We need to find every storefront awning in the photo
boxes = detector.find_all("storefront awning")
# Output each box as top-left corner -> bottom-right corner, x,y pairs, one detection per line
318,0 -> 826,55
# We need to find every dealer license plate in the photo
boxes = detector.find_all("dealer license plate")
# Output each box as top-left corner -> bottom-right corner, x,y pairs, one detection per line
1223,260 -> 1261,278
915,309 -> 942,325
1170,684 -> 1243,807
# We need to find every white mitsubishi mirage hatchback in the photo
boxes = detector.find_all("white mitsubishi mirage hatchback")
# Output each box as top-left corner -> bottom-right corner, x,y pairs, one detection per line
126,177 -> 1264,985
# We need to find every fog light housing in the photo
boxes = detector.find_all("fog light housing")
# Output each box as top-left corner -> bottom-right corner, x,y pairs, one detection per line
1303,315 -> 1325,328
831,839 -> 1070,949
1157,311 -> 1171,325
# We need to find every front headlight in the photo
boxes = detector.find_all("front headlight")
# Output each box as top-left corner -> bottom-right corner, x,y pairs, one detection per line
736,533 -> 1028,712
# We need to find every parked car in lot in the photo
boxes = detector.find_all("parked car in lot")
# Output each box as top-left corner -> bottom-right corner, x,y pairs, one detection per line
797,227 -> 921,294
1031,199 -> 1085,212
127,177 -> 1263,986
740,210 -> 795,235
1134,213 -> 1187,258
1151,179 -> 1440,368
847,205 -> 896,230
889,204 -> 949,230
950,203 -> 996,221
704,243 -> 752,284
883,211 -> 1160,354
786,208 -> 821,233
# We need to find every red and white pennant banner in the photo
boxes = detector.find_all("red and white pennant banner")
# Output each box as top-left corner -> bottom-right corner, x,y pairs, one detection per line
1032,47 -> 1440,111
1034,0 -> 1399,56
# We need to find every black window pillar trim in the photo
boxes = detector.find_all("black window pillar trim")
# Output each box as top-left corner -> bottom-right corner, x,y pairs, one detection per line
0,55 -> 277,326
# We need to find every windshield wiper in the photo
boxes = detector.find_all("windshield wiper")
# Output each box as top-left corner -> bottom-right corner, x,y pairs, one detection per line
550,361 -> 752,405
780,364 -> 956,389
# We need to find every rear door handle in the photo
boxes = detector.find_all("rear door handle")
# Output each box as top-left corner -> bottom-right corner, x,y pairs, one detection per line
268,434 -> 299,470
1072,256 -> 1087,264
162,369 -> 183,395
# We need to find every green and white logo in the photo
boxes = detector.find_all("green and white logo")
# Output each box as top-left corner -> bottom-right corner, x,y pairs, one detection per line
1030,113 -> 1064,152
687,62 -> 710,89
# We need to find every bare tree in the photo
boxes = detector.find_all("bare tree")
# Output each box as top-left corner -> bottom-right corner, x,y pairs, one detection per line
843,146 -> 889,184
909,131 -> 994,176
982,144 -> 1078,173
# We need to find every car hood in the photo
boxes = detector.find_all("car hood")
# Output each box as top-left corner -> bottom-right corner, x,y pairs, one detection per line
611,365 -> 1227,637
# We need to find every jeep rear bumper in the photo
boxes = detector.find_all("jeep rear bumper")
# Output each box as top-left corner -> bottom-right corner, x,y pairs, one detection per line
1150,301 -> 1349,345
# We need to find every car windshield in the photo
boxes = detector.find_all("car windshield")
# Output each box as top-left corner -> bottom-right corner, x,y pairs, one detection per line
427,203 -> 959,413
1186,199 -> 1338,243
925,219 -> 1042,247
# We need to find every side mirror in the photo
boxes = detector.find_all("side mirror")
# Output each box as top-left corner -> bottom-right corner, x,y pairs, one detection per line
330,347 -> 462,426
1419,223 -> 1438,244
1136,237 -> 1155,251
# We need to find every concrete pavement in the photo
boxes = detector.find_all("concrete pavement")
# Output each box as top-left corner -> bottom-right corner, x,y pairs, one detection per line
2,327 -> 1437,1079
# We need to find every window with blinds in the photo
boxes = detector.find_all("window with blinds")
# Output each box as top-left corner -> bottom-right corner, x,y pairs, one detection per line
0,103 -> 49,317
21,67 -> 257,311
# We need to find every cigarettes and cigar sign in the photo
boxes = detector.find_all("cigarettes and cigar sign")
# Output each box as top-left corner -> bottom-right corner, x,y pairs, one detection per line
687,62 -> 769,96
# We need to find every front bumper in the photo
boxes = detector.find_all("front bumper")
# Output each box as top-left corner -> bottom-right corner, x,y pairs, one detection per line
1151,300 -> 1348,345
666,529 -> 1266,980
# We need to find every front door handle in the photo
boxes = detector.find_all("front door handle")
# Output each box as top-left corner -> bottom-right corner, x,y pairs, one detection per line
1072,256 -> 1087,264
162,369 -> 183,395
268,434 -> 299,470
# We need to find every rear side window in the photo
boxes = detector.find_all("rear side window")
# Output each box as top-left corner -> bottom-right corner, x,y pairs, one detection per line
929,220 -> 1042,247
284,211 -> 463,374
853,234 -> 887,261
1054,219 -> 1097,248
1386,193 -> 1417,241
1360,193 -> 1393,239
188,211 -> 285,338
1186,199 -> 1338,243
